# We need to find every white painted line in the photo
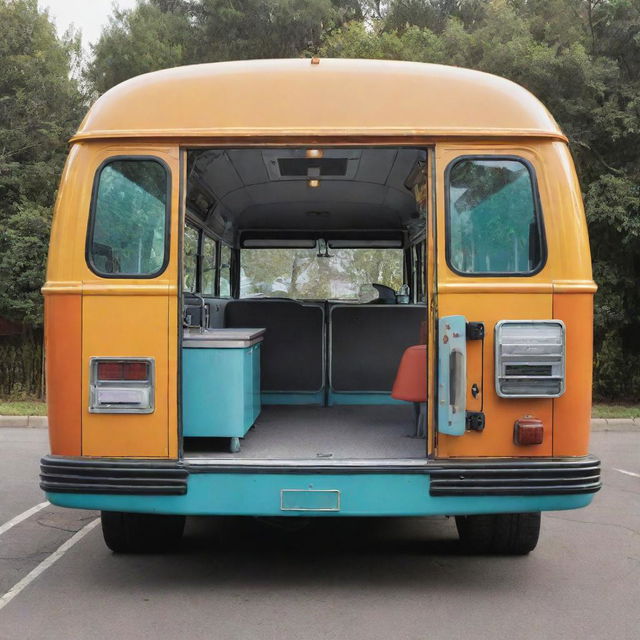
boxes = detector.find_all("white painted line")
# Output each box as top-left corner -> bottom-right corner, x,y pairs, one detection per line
0,502 -> 50,537
614,468 -> 640,479
0,517 -> 100,612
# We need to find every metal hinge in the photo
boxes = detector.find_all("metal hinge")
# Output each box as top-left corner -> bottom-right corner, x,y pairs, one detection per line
466,411 -> 485,432
466,322 -> 485,340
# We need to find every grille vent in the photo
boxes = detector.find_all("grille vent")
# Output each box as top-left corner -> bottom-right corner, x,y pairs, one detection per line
277,158 -> 348,177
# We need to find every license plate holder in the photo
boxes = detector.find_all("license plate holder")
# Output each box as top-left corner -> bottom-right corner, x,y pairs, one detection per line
280,489 -> 341,512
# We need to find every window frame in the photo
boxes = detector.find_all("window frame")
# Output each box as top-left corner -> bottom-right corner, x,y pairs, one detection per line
200,233 -> 218,296
219,243 -> 233,298
183,222 -> 201,293
444,154 -> 547,278
85,155 -> 171,279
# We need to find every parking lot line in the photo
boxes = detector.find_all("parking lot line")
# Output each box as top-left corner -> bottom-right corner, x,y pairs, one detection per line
0,501 -> 49,537
614,468 -> 640,479
0,517 -> 100,612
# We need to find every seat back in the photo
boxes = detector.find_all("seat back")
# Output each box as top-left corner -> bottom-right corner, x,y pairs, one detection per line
329,305 -> 426,392
225,299 -> 324,392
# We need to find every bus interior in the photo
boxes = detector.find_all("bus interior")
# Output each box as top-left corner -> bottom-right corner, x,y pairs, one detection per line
182,147 -> 429,460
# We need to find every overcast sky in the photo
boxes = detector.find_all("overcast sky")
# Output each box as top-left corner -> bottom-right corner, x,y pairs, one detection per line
40,0 -> 138,48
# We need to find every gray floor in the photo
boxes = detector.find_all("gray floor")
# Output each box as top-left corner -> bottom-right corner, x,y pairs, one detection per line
185,404 -> 427,459
1,429 -> 638,639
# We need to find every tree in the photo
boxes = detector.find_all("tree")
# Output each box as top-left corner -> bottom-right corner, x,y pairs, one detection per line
0,0 -> 84,396
0,0 -> 84,325
87,0 -> 364,94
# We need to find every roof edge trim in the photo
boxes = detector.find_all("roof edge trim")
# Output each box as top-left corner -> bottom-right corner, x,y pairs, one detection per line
70,127 -> 568,144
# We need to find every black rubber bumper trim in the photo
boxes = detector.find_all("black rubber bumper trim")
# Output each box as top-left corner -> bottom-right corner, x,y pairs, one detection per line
41,455 -> 601,498
40,456 -> 188,496
427,456 -> 602,496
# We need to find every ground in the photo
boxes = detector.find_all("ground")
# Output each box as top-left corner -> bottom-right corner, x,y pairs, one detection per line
0,427 -> 638,640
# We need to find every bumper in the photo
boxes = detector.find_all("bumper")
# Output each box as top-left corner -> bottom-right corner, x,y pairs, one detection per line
41,455 -> 601,517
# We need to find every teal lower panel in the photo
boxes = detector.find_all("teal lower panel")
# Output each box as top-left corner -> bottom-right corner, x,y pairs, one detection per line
328,392 -> 409,406
261,391 -> 324,405
46,473 -> 594,517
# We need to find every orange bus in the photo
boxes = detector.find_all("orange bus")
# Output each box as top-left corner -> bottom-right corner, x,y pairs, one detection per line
41,59 -> 600,554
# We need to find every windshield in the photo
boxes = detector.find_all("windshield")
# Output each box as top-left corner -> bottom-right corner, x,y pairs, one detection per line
240,247 -> 404,300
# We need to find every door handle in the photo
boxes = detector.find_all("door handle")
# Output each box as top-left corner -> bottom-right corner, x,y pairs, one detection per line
438,315 -> 467,436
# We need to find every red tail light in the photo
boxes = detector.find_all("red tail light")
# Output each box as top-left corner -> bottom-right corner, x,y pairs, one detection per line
123,362 -> 148,380
97,361 -> 149,381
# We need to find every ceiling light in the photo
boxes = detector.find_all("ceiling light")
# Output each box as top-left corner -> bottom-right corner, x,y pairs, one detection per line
308,179 -> 320,188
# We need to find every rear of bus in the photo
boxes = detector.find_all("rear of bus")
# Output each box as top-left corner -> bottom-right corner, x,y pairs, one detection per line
41,59 -> 600,554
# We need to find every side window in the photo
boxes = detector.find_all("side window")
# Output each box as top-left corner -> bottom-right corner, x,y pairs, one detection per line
88,159 -> 168,277
219,244 -> 232,297
201,235 -> 217,295
446,157 -> 543,275
183,225 -> 199,292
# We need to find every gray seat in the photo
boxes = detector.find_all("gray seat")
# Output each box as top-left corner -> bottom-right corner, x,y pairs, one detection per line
329,305 -> 426,392
225,299 -> 324,392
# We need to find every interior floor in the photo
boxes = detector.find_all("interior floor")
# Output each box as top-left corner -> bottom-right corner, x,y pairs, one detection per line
184,405 -> 426,460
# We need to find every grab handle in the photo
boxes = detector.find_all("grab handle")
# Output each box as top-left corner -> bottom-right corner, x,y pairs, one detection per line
437,315 -> 467,436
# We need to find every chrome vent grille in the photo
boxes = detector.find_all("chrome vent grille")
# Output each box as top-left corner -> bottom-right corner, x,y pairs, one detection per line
495,321 -> 565,398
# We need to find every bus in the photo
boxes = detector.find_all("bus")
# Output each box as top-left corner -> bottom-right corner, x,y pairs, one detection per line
41,59 -> 600,554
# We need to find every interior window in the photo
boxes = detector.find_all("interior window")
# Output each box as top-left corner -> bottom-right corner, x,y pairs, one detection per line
219,244 -> 232,297
88,159 -> 167,277
240,247 -> 403,300
447,158 -> 543,275
201,235 -> 217,295
183,225 -> 199,292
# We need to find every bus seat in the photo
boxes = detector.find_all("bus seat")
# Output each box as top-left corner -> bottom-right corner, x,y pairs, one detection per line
391,344 -> 427,402
392,344 -> 427,438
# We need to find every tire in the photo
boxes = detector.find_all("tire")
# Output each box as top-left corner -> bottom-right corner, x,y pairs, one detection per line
455,512 -> 541,555
101,511 -> 186,553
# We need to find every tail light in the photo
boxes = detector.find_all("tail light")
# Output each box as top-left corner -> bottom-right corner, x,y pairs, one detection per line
495,321 -> 565,398
89,358 -> 154,413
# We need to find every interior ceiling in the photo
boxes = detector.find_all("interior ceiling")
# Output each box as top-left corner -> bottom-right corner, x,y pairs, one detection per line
187,148 -> 426,241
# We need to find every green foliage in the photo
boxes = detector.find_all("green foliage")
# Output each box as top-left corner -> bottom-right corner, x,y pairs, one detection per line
240,248 -> 403,299
87,0 -> 364,93
0,329 -> 43,397
0,399 -> 47,415
0,0 -> 83,325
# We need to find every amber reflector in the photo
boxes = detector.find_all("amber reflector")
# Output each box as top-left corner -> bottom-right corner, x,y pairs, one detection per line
514,417 -> 544,445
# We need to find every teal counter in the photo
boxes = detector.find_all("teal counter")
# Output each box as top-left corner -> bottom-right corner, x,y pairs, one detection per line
182,328 -> 264,449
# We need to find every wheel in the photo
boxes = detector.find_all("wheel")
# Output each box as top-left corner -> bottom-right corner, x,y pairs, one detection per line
100,511 -> 185,553
230,437 -> 241,453
455,512 -> 541,555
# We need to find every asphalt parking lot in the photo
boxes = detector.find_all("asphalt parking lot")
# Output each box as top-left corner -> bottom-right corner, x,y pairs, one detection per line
0,427 -> 638,640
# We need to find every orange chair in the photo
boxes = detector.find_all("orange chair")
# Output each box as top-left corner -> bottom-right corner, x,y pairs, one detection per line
392,345 -> 427,437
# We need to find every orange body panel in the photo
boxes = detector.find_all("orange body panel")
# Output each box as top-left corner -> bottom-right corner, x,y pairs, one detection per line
81,294 -> 170,457
437,294 -> 554,458
553,294 -> 593,456
45,143 -> 180,459
45,294 -> 82,455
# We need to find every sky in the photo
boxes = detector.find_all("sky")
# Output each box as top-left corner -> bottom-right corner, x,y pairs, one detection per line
40,0 -> 138,48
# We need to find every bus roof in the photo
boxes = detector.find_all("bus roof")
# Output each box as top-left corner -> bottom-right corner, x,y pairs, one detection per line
74,58 -> 565,142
